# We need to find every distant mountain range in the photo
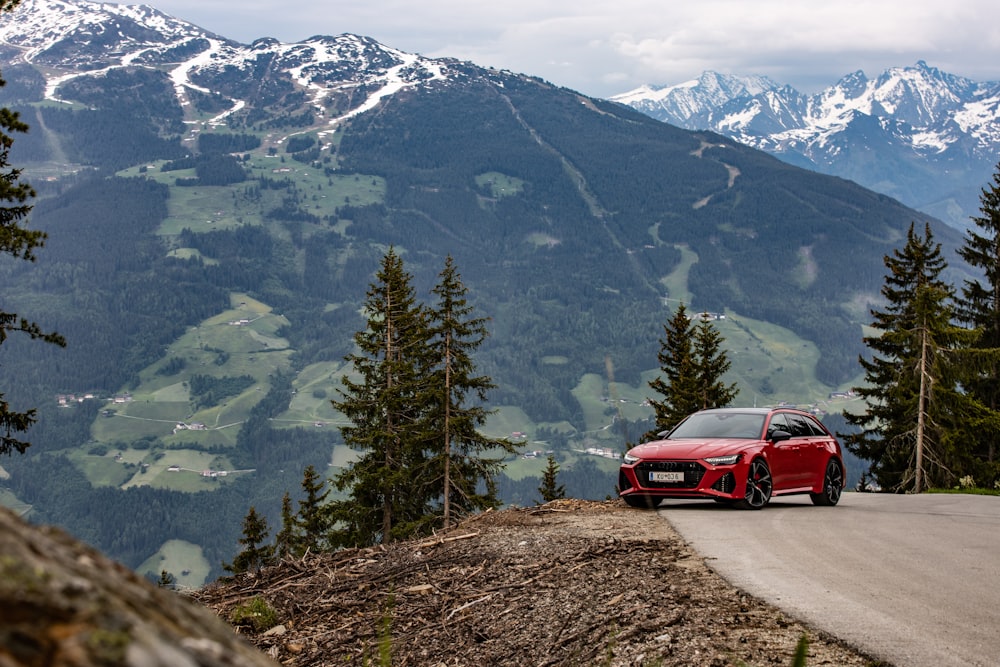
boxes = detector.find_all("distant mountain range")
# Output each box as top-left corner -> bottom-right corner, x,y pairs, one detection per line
0,0 -> 961,578
611,62 -> 1000,229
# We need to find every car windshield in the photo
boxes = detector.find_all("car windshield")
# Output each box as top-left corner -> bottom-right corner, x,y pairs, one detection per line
666,412 -> 765,440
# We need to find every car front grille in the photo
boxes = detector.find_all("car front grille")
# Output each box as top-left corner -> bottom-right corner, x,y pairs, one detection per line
635,461 -> 704,489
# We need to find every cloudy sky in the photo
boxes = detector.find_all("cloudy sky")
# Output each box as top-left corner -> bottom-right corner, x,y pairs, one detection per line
150,0 -> 1000,98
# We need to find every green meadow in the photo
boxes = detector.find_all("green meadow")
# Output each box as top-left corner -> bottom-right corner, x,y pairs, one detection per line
137,539 -> 211,590
80,292 -> 293,488
0,487 -> 31,517
119,151 -> 386,238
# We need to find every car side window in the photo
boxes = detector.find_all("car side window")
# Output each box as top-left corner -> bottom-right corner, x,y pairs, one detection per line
785,414 -> 814,437
802,414 -> 828,436
767,414 -> 790,438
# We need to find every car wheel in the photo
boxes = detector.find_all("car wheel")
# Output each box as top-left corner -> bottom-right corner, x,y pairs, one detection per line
735,458 -> 772,510
810,459 -> 843,506
623,494 -> 660,509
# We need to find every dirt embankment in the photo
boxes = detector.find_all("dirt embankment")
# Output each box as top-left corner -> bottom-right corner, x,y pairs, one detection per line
193,499 -> 882,666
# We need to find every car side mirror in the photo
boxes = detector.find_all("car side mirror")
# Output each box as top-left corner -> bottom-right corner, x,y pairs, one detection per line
770,429 -> 792,442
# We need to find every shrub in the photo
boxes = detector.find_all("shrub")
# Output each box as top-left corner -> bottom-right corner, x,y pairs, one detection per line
230,596 -> 278,632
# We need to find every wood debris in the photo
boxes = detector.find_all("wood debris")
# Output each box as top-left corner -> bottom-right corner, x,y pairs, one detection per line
192,499 -> 877,666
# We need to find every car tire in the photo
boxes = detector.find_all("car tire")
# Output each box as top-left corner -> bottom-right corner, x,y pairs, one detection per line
735,458 -> 772,510
623,494 -> 660,509
810,459 -> 843,506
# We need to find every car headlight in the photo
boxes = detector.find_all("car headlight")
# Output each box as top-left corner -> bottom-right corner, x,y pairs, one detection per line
704,454 -> 741,466
622,452 -> 641,465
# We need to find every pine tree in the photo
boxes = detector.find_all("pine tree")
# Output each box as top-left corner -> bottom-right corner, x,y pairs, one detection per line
0,0 -> 65,455
224,506 -> 272,574
645,304 -> 736,439
645,304 -> 699,439
272,491 -> 297,560
157,570 -> 176,589
956,162 -> 1000,483
692,317 -> 738,410
296,466 -> 330,554
428,256 -> 514,528
330,248 -> 436,546
845,223 -> 981,491
537,455 -> 566,503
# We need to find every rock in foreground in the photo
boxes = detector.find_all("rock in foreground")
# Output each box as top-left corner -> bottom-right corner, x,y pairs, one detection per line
0,506 -> 277,667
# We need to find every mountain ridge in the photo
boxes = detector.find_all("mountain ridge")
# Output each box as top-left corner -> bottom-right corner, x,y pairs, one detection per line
0,0 -> 473,135
611,61 -> 1000,228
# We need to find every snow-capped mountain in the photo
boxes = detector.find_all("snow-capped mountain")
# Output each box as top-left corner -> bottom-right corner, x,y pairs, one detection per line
0,0 -> 466,133
612,71 -> 784,129
612,62 -> 1000,229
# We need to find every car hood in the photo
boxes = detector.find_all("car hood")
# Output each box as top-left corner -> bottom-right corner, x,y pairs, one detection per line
627,439 -> 757,461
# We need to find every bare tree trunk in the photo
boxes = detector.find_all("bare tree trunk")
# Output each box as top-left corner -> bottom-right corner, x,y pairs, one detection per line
915,325 -> 929,493
443,330 -> 452,528
383,292 -> 395,540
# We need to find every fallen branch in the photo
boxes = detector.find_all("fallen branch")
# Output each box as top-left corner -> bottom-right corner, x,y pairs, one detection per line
416,532 -> 480,548
446,593 -> 495,620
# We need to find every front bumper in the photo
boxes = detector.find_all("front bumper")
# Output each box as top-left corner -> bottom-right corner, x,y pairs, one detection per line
619,460 -> 740,500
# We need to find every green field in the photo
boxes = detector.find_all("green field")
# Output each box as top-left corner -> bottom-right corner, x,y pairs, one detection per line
330,444 -> 360,470
0,487 -> 31,517
120,153 -> 386,238
95,293 -> 291,427
475,171 -> 525,198
78,292 -> 296,487
503,449 -> 620,483
67,446 -> 242,492
275,361 -> 351,428
659,243 -> 698,305
137,539 -> 212,590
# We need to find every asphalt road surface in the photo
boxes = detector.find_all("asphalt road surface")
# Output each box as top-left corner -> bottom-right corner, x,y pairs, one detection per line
660,492 -> 1000,667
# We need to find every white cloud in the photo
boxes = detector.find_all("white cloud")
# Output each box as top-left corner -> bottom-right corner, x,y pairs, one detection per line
149,0 -> 1000,97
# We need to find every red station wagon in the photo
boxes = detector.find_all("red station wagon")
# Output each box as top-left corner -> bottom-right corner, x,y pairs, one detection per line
619,407 -> 845,509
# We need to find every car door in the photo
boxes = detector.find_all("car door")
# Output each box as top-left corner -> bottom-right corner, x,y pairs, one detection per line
765,413 -> 800,490
785,413 -> 822,487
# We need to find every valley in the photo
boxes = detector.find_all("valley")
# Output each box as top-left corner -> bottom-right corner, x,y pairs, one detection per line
0,0 -> 953,583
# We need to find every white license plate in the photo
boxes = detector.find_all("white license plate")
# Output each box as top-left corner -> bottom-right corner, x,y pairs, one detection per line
650,471 -> 684,482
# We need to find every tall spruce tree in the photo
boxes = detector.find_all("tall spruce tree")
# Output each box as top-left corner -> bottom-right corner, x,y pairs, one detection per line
224,506 -> 272,574
693,317 -> 738,411
645,304 -> 699,439
296,465 -> 330,554
645,304 -> 736,440
272,491 -> 297,560
956,162 -> 1000,483
537,454 -> 566,503
0,0 -> 65,455
845,223 -> 980,491
330,248 -> 436,546
428,256 -> 514,528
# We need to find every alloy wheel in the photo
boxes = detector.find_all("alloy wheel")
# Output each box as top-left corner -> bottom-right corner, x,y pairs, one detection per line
738,458 -> 772,510
811,459 -> 843,506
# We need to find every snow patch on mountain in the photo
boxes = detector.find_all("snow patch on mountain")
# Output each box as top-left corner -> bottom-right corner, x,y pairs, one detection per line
0,0 -> 453,129
611,61 -> 1000,228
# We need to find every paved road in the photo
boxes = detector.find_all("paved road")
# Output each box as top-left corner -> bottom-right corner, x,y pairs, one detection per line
659,492 -> 1000,667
